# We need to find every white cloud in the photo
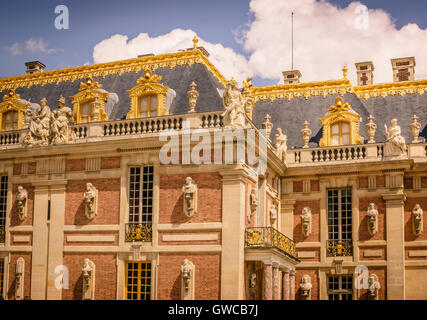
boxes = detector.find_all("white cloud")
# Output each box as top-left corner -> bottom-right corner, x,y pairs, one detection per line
241,0 -> 427,84
7,38 -> 62,56
93,29 -> 252,82
92,1 -> 427,85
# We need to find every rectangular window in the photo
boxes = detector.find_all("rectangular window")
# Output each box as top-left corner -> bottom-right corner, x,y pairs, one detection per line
139,95 -> 158,118
2,111 -> 18,131
126,167 -> 153,242
327,188 -> 352,256
328,275 -> 353,300
126,261 -> 152,300
0,176 -> 8,244
80,101 -> 93,123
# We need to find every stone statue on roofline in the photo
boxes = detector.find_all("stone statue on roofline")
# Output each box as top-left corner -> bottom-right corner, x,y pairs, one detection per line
23,98 -> 51,146
50,96 -> 76,144
222,78 -> 247,129
384,118 -> 407,158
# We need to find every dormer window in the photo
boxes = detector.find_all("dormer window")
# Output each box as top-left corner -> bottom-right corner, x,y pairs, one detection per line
127,70 -> 169,119
70,78 -> 109,124
2,110 -> 18,131
331,121 -> 350,146
319,97 -> 362,147
0,90 -> 27,132
139,94 -> 158,118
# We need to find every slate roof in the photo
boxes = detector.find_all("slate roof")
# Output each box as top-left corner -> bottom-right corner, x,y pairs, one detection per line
0,58 -> 225,121
252,92 -> 427,148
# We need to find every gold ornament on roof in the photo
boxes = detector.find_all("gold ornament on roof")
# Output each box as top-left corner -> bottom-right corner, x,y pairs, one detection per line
137,69 -> 162,85
193,35 -> 199,49
342,65 -> 348,79
328,96 -> 351,113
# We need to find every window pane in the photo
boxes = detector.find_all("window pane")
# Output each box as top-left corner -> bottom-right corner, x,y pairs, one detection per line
342,133 -> 350,145
331,135 -> 339,146
342,122 -> 350,133
150,95 -> 157,110
331,123 -> 339,134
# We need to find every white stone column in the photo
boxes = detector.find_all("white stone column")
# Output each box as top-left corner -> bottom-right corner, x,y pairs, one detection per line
290,270 -> 296,300
220,169 -> 247,299
383,192 -> 406,300
46,182 -> 67,300
30,184 -> 49,300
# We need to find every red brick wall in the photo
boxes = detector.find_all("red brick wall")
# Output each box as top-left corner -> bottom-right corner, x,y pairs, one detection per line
28,162 -> 36,175
405,197 -> 427,241
65,178 -> 120,225
62,253 -> 117,300
157,253 -> 220,300
295,269 -> 318,300
310,180 -> 319,192
404,177 -> 413,190
357,267 -> 386,300
13,164 -> 21,176
159,173 -> 222,224
10,232 -> 32,246
359,177 -> 368,188
376,176 -> 385,188
293,181 -> 303,193
359,197 -> 386,241
10,184 -> 34,226
421,177 -> 427,188
101,157 -> 120,169
66,159 -> 86,172
293,200 -> 320,242
7,253 -> 32,300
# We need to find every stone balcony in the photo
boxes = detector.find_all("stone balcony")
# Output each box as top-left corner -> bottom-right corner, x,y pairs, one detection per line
286,142 -> 427,167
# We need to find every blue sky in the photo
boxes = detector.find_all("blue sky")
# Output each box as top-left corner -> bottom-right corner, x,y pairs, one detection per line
2,0 -> 427,86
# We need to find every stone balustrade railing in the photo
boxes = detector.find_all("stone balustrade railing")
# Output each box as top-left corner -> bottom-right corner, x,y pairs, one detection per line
287,142 -> 427,166
0,110 -> 225,149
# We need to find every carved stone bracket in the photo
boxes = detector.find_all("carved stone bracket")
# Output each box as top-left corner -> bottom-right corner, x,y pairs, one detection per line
181,259 -> 195,300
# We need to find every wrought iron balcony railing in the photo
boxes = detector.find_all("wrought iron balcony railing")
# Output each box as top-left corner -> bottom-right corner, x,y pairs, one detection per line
0,225 -> 5,244
326,240 -> 353,257
245,227 -> 297,259
125,222 -> 152,242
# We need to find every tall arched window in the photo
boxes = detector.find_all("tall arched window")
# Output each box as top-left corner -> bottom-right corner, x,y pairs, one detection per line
331,121 -> 350,146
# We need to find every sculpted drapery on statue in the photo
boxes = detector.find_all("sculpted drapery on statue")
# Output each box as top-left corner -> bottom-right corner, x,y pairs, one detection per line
16,186 -> 28,221
182,177 -> 198,217
222,79 -> 247,129
23,96 -> 76,147
384,119 -> 407,157
50,96 -> 76,144
23,98 -> 51,146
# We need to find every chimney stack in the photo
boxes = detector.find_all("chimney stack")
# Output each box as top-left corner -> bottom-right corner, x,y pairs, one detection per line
25,61 -> 46,75
355,61 -> 374,86
282,70 -> 302,84
391,57 -> 415,82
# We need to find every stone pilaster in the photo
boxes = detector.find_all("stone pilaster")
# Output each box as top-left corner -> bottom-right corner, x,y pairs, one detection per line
272,263 -> 280,300
220,168 -> 247,299
383,192 -> 406,300
263,263 -> 273,300
289,270 -> 296,300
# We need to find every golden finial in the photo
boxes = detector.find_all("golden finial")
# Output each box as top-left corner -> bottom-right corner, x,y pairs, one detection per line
342,65 -> 348,79
193,35 -> 199,49
8,89 -> 15,97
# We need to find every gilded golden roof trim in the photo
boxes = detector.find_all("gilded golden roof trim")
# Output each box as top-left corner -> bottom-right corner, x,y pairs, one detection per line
0,49 -> 227,91
354,80 -> 427,99
250,79 -> 353,102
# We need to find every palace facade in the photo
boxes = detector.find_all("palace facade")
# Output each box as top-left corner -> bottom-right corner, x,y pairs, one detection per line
0,40 -> 426,300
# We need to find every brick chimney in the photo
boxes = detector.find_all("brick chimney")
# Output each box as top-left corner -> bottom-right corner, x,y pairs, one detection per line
25,61 -> 46,74
355,61 -> 374,86
282,70 -> 302,84
391,57 -> 415,82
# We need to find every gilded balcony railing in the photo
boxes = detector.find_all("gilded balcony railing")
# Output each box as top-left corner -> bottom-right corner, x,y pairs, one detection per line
0,225 -> 5,244
326,240 -> 353,257
125,223 -> 152,242
245,227 -> 297,259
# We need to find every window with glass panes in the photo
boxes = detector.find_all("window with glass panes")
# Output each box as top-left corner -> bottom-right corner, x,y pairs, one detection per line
331,121 -> 350,146
129,166 -> 153,224
2,110 -> 18,131
126,261 -> 152,300
80,100 -> 93,123
328,275 -> 353,300
138,95 -> 158,118
327,188 -> 352,241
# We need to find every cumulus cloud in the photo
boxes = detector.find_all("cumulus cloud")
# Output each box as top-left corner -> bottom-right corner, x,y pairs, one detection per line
93,29 -> 252,82
7,38 -> 62,56
241,0 -> 427,84
92,1 -> 427,85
